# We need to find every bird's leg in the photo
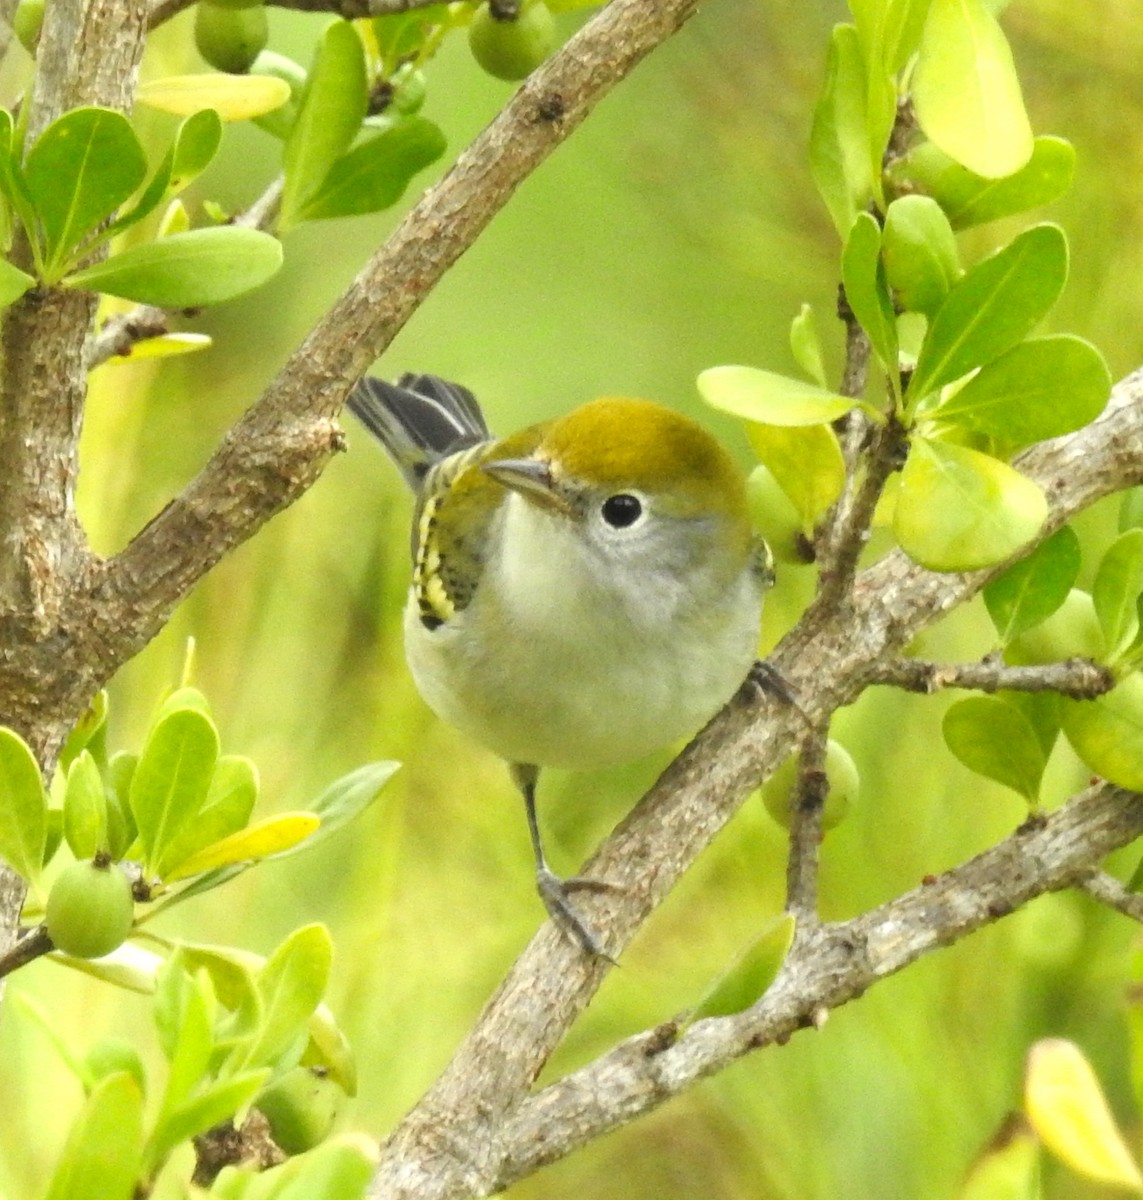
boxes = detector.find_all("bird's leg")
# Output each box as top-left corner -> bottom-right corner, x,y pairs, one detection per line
511,762 -> 621,963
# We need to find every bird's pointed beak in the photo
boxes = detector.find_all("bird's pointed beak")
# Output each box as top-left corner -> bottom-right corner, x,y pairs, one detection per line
482,457 -> 573,515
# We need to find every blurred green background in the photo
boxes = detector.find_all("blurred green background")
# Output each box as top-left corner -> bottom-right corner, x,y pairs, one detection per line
4,0 -> 1143,1196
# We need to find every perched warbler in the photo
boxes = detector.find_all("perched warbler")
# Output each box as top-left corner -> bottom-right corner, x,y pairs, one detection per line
348,373 -> 773,957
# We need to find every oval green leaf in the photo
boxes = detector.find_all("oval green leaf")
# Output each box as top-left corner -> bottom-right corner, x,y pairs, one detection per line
690,913 -> 796,1023
1093,530 -> 1143,663
281,20 -> 368,229
292,760 -> 401,858
1062,674 -> 1143,791
809,23 -> 873,237
24,107 -> 148,276
882,193 -> 961,316
745,422 -> 845,529
43,1072 -> 144,1200
842,211 -> 899,379
894,436 -> 1047,571
246,924 -> 334,1070
129,706 -> 219,874
908,223 -> 1068,401
789,302 -> 827,387
888,136 -> 1076,230
63,227 -> 283,307
0,256 -> 35,306
63,751 -> 109,860
942,695 -> 1046,802
983,525 -> 1081,645
933,335 -> 1110,452
155,753 -> 259,879
0,726 -> 47,885
137,74 -> 291,121
1025,1038 -> 1143,1192
698,365 -> 855,427
912,0 -> 1033,179
296,117 -> 447,223
1007,588 -> 1105,667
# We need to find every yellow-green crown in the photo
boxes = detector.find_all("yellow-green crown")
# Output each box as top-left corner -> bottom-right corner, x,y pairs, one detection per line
538,397 -> 748,521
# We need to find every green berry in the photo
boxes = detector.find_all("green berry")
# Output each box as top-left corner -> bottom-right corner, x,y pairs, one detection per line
256,1066 -> 346,1155
45,859 -> 134,959
762,740 -> 859,832
194,0 -> 269,75
391,66 -> 428,116
468,0 -> 555,82
13,0 -> 44,53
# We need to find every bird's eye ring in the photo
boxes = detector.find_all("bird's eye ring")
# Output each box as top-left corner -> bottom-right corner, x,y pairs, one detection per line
601,493 -> 643,529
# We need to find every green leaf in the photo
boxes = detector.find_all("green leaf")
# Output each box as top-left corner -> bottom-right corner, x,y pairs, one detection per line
894,436 -> 1047,571
1093,530 -> 1143,663
1006,589 -> 1105,668
129,707 -> 219,875
931,335 -> 1110,452
842,211 -> 899,380
689,914 -> 796,1023
281,761 -> 399,859
145,1070 -> 270,1175
166,812 -> 320,881
0,726 -> 47,884
908,224 -> 1068,401
107,108 -> 223,237
105,752 -> 138,861
155,754 -> 259,879
1025,1038 -> 1143,1193
281,20 -> 368,229
809,24 -> 873,237
138,74 -> 291,122
24,107 -> 147,277
43,1073 -> 144,1200
63,227 -> 283,307
270,1135 -> 377,1200
789,303 -> 827,387
984,525 -> 1081,644
942,695 -> 1046,802
0,256 -> 34,306
0,109 -> 39,262
245,925 -> 333,1070
63,751 -> 109,860
958,1120 -> 1041,1200
698,365 -> 856,427
304,1004 -> 358,1096
50,941 -> 161,993
888,136 -> 1076,230
745,423 -> 846,530
1062,675 -> 1143,791
60,692 -> 110,774
912,0 -> 1033,179
295,117 -> 446,223
881,194 -> 961,316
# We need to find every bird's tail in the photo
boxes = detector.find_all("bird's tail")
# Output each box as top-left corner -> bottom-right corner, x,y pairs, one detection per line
346,373 -> 491,490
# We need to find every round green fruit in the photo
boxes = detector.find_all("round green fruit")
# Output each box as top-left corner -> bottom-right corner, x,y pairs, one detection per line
762,740 -> 859,831
45,860 -> 134,959
256,1067 -> 346,1155
468,0 -> 555,82
391,66 -> 428,115
195,0 -> 269,75
13,0 -> 44,53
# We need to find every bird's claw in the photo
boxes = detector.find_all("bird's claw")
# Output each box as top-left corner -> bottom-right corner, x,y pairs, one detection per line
536,866 -> 621,964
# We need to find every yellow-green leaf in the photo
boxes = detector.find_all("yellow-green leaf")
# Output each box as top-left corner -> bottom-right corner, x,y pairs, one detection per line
165,812 -> 320,881
689,914 -> 796,1023
1025,1038 -> 1143,1193
745,422 -> 846,530
137,74 -> 291,121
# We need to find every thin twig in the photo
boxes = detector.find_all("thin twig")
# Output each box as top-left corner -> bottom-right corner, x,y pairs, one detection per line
784,729 -> 827,920
1078,870 -> 1143,922
871,655 -> 1115,699
0,925 -> 52,978
148,0 -> 450,28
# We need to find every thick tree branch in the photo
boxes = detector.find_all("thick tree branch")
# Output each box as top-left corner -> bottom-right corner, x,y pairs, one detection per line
366,373 -> 1143,1199
490,784 -> 1143,1191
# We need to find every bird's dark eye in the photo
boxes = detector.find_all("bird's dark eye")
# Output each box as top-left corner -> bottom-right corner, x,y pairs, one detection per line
601,493 -> 643,528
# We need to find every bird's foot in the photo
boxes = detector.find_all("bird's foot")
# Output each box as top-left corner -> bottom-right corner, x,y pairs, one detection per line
536,865 -> 622,964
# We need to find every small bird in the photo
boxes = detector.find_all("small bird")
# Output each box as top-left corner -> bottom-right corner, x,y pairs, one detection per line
347,373 -> 773,958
